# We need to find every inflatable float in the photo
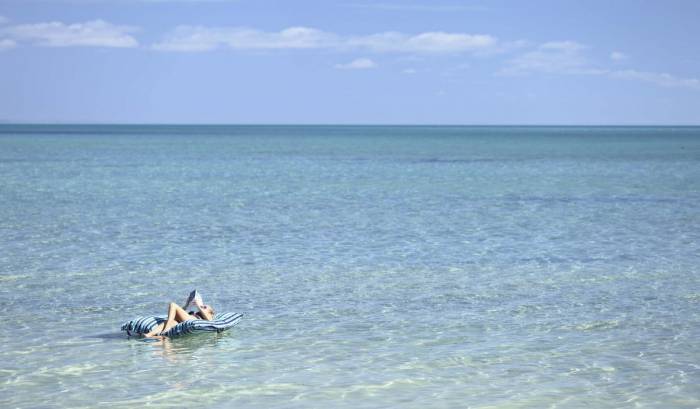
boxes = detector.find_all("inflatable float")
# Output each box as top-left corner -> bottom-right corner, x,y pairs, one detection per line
121,312 -> 243,337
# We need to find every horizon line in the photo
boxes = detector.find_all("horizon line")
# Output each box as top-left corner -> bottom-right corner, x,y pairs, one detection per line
2,122 -> 700,127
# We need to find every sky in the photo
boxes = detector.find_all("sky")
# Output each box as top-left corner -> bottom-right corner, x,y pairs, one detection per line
0,0 -> 699,124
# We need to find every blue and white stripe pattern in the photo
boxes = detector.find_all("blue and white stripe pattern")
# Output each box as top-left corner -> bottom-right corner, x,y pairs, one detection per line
121,316 -> 166,336
121,312 -> 243,337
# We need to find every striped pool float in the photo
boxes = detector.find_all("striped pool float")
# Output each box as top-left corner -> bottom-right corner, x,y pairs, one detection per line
121,312 -> 243,337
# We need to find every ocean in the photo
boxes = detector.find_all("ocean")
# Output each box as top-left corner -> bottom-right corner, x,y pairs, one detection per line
1,125 -> 699,408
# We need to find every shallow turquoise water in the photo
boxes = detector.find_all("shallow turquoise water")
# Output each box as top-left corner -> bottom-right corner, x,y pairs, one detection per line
1,125 -> 699,408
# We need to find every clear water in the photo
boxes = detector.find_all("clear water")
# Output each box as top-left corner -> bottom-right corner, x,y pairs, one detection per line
1,125 -> 699,408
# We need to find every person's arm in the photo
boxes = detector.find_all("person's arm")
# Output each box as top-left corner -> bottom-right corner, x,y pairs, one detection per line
195,301 -> 215,320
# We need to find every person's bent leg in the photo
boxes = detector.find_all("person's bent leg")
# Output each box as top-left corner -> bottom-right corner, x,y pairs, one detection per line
171,303 -> 193,322
159,302 -> 195,335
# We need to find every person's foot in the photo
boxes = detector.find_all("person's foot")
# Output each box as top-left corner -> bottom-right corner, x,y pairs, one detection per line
144,323 -> 166,337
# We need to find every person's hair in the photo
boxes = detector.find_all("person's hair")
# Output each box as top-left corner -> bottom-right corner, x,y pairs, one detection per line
192,305 -> 215,319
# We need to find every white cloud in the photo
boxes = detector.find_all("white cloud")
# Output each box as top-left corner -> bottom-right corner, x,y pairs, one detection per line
335,57 -> 376,70
3,19 -> 138,48
0,38 -> 16,50
153,26 -> 336,51
2,18 -> 695,93
348,31 -> 496,53
154,25 -> 498,54
610,70 -> 700,90
539,41 -> 586,52
500,41 -> 699,91
610,51 -> 627,61
499,41 -> 601,75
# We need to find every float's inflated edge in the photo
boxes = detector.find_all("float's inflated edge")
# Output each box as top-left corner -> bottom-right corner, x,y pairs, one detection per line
121,312 -> 243,337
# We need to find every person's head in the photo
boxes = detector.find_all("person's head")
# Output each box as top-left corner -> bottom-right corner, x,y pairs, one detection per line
190,304 -> 216,320
190,304 -> 215,319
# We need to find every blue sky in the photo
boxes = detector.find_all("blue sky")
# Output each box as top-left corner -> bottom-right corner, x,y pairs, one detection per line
0,0 -> 699,124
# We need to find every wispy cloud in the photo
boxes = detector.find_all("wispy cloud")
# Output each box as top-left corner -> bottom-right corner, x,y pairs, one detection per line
335,57 -> 376,70
500,41 -> 699,90
347,31 -> 496,53
0,38 -> 16,50
2,19 -> 138,47
153,26 -> 335,52
0,17 -> 13,51
154,25 -> 498,54
2,17 -> 697,92
610,70 -> 700,90
539,41 -> 586,52
610,51 -> 627,61
499,41 -> 603,75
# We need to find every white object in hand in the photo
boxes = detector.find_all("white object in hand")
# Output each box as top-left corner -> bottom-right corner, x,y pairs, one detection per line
183,290 -> 204,310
